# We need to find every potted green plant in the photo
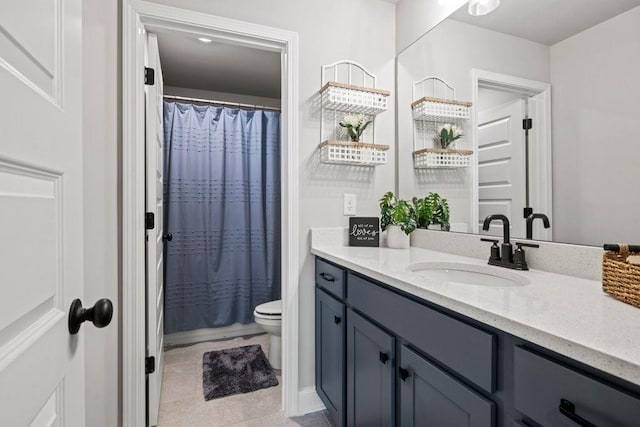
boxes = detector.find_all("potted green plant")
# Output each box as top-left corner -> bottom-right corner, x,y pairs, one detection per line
413,193 -> 450,231
434,124 -> 463,149
339,114 -> 373,142
380,191 -> 417,249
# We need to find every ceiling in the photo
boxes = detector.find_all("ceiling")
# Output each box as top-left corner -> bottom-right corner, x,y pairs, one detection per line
155,31 -> 281,98
451,0 -> 640,46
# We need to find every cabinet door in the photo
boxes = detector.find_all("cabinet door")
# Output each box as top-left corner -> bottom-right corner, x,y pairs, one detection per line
316,288 -> 346,427
399,345 -> 495,427
347,309 -> 395,427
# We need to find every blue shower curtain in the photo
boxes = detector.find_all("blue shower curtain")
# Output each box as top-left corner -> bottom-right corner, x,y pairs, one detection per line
163,102 -> 281,334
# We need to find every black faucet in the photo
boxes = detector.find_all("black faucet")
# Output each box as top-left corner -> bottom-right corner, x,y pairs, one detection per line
481,214 -> 539,270
482,214 -> 512,263
526,213 -> 550,240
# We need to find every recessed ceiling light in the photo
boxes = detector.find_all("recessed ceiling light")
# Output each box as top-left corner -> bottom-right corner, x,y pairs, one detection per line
468,0 -> 500,16
198,37 -> 213,43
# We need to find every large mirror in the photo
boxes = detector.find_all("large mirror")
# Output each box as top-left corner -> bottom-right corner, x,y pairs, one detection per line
397,0 -> 640,246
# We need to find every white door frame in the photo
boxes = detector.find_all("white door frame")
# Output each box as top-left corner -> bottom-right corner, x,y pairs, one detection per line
122,2 -> 300,426
471,69 -> 553,239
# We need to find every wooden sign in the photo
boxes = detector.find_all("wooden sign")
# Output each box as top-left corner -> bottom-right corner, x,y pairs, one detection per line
349,217 -> 380,247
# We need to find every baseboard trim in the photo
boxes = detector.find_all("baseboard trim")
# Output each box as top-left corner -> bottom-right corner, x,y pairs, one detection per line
164,323 -> 264,347
297,386 -> 326,416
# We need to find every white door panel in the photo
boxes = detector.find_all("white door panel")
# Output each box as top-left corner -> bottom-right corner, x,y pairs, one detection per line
477,100 -> 526,238
146,32 -> 164,427
0,0 -> 85,425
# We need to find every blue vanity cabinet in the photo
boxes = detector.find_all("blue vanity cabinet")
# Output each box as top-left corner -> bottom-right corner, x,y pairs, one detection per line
315,287 -> 346,427
398,345 -> 495,426
346,309 -> 395,427
314,257 -> 640,426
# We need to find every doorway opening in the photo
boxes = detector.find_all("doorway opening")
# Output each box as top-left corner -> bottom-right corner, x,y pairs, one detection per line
146,27 -> 284,426
471,69 -> 553,241
123,2 -> 300,426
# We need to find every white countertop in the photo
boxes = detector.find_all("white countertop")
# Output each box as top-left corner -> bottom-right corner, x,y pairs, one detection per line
311,242 -> 640,387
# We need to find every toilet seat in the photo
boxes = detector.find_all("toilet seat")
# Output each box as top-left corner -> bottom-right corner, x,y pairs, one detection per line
254,300 -> 282,318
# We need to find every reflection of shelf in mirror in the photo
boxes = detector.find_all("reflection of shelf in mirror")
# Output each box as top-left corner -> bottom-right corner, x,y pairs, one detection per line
412,97 -> 472,122
413,148 -> 473,169
320,82 -> 390,115
319,140 -> 389,166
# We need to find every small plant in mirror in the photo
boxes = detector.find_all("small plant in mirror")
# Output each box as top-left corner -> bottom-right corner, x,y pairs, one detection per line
434,123 -> 463,149
339,114 -> 373,142
380,192 -> 417,235
413,192 -> 450,231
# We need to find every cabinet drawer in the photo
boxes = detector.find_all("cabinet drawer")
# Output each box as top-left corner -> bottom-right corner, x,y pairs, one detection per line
316,258 -> 346,299
514,346 -> 640,427
348,273 -> 496,393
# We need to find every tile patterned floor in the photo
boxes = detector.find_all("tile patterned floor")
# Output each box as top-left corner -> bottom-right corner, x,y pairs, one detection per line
157,334 -> 331,427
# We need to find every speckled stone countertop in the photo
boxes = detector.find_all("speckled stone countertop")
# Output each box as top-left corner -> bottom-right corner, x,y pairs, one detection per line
310,231 -> 640,387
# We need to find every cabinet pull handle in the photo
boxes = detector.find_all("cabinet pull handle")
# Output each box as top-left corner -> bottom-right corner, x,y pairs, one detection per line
334,315 -> 341,325
379,352 -> 389,364
320,272 -> 335,282
399,367 -> 410,381
559,399 -> 597,427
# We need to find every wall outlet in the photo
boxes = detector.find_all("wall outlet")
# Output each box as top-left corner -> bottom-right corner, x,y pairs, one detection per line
344,193 -> 357,216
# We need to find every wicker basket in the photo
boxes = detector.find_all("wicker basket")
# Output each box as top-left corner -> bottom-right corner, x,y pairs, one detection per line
602,244 -> 640,308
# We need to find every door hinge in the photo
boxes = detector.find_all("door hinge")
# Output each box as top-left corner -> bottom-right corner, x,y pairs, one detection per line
522,118 -> 532,130
145,356 -> 155,374
145,212 -> 155,230
144,67 -> 155,85
523,207 -> 533,219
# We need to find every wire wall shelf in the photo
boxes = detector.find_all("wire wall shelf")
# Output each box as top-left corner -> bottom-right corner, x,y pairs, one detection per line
319,61 -> 390,166
412,97 -> 472,122
320,82 -> 389,115
413,148 -> 473,169
412,77 -> 473,169
319,140 -> 389,166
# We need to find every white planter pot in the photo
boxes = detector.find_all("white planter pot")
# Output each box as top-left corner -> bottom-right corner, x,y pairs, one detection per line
386,225 -> 410,249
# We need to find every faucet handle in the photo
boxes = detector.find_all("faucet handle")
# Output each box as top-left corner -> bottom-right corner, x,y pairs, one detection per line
515,242 -> 540,249
481,238 -> 501,261
480,238 -> 499,243
513,242 -> 539,270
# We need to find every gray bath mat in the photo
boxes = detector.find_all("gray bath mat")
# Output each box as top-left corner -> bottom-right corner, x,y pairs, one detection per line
203,344 -> 278,400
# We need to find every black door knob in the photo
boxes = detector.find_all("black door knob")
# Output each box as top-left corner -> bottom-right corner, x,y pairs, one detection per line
163,233 -> 173,242
68,298 -> 113,335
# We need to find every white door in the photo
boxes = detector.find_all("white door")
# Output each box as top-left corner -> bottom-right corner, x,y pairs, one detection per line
0,0 -> 86,426
145,32 -> 165,427
477,99 -> 527,238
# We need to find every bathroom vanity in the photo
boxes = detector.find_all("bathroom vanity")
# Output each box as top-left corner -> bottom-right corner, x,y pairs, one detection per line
312,246 -> 640,427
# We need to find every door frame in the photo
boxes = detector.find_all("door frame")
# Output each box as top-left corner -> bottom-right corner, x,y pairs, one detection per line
471,69 -> 552,239
122,1 -> 300,425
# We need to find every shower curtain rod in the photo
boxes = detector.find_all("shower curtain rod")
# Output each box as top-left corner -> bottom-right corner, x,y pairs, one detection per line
163,94 -> 281,112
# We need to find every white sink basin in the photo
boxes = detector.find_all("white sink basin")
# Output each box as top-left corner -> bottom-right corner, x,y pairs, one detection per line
408,262 -> 530,287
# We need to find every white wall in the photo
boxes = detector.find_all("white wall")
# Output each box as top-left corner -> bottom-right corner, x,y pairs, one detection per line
397,18 -> 549,231
82,0 -> 121,426
549,6 -> 640,246
396,0 -> 467,53
164,85 -> 281,109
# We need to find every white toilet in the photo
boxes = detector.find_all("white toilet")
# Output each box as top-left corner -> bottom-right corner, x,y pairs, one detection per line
253,299 -> 282,369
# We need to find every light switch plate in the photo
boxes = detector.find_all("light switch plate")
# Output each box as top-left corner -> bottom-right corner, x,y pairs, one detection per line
344,193 -> 356,216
